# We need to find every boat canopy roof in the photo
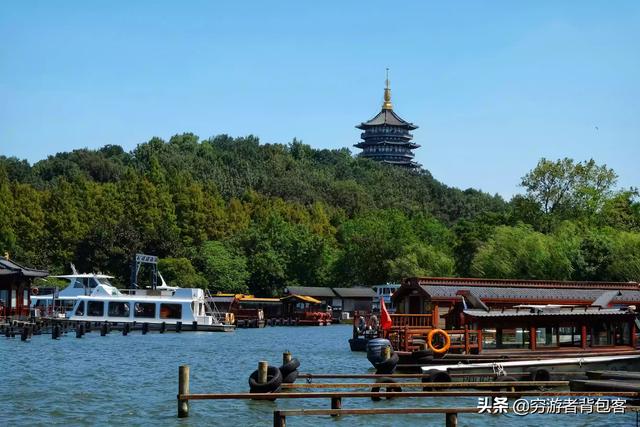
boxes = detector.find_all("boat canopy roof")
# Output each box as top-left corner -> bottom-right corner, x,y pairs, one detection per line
281,294 -> 322,304
52,273 -> 114,279
239,297 -> 281,304
464,306 -> 633,318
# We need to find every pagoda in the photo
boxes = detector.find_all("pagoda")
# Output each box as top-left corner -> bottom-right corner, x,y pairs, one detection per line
355,72 -> 420,168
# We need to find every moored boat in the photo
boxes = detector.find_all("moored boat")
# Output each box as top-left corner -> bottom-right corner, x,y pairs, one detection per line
67,282 -> 235,332
415,304 -> 640,380
30,270 -> 116,317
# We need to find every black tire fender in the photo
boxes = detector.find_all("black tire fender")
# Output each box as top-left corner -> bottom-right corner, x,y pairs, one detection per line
529,368 -> 551,382
422,369 -> 451,390
412,349 -> 432,359
282,370 -> 299,384
248,366 -> 283,393
279,358 -> 301,377
374,352 -> 399,375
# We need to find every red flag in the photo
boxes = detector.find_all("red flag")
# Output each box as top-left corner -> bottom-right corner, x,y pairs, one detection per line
380,297 -> 392,331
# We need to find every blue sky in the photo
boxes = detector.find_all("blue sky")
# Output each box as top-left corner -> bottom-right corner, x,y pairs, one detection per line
1,1 -> 638,198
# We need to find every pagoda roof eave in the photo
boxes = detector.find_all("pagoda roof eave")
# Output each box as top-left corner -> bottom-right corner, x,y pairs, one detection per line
356,109 -> 418,130
354,141 -> 420,148
380,160 -> 421,168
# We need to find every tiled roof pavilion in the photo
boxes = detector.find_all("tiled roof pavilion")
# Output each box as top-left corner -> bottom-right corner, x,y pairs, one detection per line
393,277 -> 640,306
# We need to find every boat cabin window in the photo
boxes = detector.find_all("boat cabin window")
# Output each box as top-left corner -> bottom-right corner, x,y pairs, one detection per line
496,328 -> 529,349
88,301 -> 104,316
558,327 -> 581,347
595,322 -> 631,346
160,303 -> 182,319
134,302 -> 156,318
73,278 -> 88,289
618,322 -> 631,346
108,302 -> 130,318
481,329 -> 497,349
75,301 -> 85,316
536,327 -> 559,347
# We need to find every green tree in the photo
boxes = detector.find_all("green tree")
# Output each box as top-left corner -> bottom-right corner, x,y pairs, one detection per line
158,257 -> 207,288
387,243 -> 455,280
520,158 -> 618,229
574,228 -> 615,281
471,224 -> 573,280
11,183 -> 45,265
608,231 -> 640,281
195,241 -> 249,293
42,178 -> 83,267
335,210 -> 416,286
0,165 -> 16,255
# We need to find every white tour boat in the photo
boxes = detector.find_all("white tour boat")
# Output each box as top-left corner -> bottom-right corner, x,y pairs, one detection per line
67,281 -> 235,332
31,271 -> 116,317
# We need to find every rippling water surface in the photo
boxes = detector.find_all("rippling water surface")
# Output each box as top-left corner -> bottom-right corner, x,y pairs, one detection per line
0,324 -> 635,426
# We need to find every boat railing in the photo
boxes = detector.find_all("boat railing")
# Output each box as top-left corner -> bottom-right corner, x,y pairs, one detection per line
388,326 -> 482,354
389,313 -> 434,328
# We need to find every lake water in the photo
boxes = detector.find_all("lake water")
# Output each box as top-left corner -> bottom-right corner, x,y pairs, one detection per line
0,324 -> 636,426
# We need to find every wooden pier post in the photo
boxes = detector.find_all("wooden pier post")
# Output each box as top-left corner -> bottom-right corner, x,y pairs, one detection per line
273,411 -> 286,427
178,365 -> 190,418
445,412 -> 458,427
283,352 -> 292,365
330,397 -> 342,417
258,361 -> 269,384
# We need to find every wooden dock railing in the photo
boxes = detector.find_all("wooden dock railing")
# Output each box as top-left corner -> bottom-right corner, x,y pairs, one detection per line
390,314 -> 433,328
273,407 -> 476,427
388,326 -> 481,353
177,364 -> 640,424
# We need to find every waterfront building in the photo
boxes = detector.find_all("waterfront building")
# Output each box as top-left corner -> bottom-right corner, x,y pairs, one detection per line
0,257 -> 48,319
392,276 -> 640,330
332,287 -> 377,313
284,286 -> 337,307
354,71 -> 420,168
283,286 -> 375,316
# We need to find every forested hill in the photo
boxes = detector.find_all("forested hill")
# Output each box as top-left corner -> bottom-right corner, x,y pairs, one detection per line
1,133 -> 639,295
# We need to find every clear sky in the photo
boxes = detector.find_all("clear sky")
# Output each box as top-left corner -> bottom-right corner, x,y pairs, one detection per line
1,1 -> 638,198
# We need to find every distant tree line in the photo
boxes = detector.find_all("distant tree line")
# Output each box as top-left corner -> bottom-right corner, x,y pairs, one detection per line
0,134 -> 638,295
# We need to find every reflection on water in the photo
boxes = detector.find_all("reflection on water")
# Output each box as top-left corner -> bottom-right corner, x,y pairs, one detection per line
0,325 -> 634,426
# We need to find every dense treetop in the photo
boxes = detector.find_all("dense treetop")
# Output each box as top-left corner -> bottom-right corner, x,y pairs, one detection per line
1,134 -> 638,295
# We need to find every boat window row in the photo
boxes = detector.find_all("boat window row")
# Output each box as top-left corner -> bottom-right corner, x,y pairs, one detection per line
481,323 -> 631,349
75,300 -> 182,319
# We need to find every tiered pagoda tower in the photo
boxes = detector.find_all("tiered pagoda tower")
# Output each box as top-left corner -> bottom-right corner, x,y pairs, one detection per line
354,72 -> 420,168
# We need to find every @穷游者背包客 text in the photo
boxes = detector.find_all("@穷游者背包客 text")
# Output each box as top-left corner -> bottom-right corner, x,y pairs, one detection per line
477,397 -> 626,415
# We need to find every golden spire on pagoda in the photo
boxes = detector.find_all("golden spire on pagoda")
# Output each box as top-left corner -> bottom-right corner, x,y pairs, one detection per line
382,68 -> 393,110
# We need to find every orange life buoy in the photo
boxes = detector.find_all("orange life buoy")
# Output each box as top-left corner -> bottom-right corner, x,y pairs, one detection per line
427,328 -> 451,354
31,287 -> 39,295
